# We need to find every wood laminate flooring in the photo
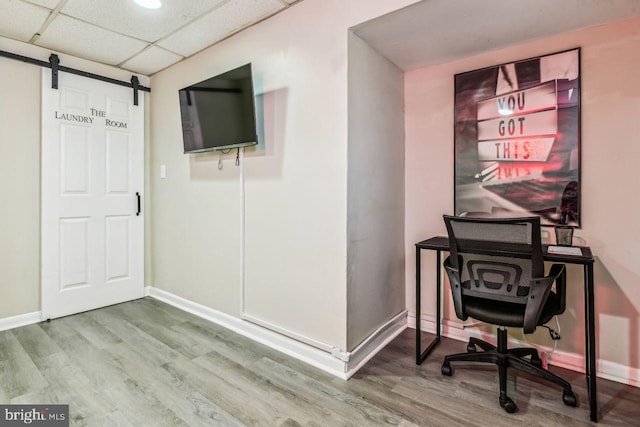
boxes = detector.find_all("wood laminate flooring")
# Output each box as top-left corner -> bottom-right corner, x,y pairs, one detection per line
1,298 -> 638,426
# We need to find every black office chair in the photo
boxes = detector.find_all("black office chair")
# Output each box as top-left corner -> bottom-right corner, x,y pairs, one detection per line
440,214 -> 577,413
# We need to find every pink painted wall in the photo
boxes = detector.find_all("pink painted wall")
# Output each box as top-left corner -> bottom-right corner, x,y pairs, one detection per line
405,16 -> 640,382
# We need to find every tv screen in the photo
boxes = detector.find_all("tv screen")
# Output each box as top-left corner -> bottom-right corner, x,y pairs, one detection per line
179,63 -> 258,153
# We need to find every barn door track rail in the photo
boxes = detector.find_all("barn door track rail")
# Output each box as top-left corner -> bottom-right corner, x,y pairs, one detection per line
0,49 -> 150,105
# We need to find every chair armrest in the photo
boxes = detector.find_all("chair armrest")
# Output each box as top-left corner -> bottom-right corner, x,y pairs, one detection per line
548,263 -> 567,313
444,256 -> 467,321
523,274 -> 559,334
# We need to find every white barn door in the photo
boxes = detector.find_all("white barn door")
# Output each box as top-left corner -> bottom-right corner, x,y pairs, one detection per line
41,70 -> 144,320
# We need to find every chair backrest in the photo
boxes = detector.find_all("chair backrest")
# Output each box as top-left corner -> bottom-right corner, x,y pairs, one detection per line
443,215 -> 544,306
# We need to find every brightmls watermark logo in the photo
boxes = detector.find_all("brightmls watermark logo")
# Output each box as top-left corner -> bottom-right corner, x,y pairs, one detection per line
0,405 -> 68,426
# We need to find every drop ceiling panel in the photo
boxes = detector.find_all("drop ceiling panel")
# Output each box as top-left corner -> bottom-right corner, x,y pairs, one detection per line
159,0 -> 284,57
35,14 -> 148,66
61,0 -> 228,43
22,0 -> 59,9
121,46 -> 183,75
2,0 -> 302,75
0,0 -> 50,42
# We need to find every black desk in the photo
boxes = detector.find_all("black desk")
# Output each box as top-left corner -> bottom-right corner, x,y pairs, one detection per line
415,236 -> 597,422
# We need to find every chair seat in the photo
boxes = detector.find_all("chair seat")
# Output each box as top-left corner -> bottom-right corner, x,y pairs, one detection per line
464,292 -> 559,328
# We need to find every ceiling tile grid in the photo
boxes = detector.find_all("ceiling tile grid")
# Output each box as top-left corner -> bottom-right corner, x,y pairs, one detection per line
121,45 -> 184,75
22,0 -> 60,9
0,0 -> 50,42
4,0 -> 640,77
1,0 -> 302,75
34,13 -> 149,66
158,0 -> 284,57
60,0 -> 229,43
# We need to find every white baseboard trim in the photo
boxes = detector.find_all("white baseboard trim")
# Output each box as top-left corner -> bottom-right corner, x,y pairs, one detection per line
344,310 -> 408,379
242,309 -> 408,379
147,286 -> 409,380
598,359 -> 640,388
0,311 -> 41,332
408,311 -> 640,388
147,287 -> 350,378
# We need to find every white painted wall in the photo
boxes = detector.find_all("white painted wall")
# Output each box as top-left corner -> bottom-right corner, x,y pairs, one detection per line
0,42 -> 41,319
149,0 -> 418,350
0,36 -> 150,321
405,17 -> 640,370
346,33 -> 405,351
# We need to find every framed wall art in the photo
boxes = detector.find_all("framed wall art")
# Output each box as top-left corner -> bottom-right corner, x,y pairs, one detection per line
454,48 -> 580,226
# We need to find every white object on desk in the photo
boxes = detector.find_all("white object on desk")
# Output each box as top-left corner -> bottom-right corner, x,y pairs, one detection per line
548,246 -> 583,256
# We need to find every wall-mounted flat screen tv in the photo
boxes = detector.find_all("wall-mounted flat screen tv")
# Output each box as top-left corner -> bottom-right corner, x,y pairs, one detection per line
179,63 -> 258,153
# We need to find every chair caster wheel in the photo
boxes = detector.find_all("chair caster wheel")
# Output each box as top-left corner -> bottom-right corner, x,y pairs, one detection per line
563,389 -> 578,407
441,362 -> 452,376
499,396 -> 517,413
467,342 -> 477,353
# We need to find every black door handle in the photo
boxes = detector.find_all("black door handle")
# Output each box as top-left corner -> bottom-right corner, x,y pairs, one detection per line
136,192 -> 141,216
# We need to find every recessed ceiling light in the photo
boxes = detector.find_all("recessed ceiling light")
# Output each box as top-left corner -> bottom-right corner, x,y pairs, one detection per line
134,0 -> 162,9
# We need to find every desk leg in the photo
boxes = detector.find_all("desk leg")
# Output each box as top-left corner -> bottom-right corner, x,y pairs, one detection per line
416,248 -> 421,364
416,248 -> 441,365
436,250 -> 441,341
585,263 -> 598,422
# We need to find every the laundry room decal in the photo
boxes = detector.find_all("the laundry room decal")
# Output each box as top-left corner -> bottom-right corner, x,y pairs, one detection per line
54,107 -> 128,128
